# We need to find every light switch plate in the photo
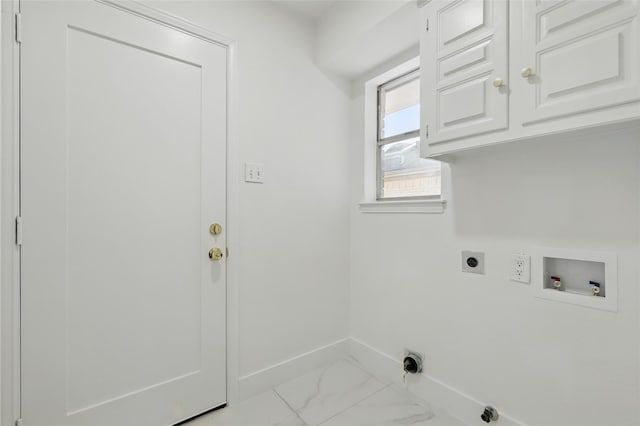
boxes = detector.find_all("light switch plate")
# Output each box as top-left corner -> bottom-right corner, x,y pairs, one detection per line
462,251 -> 485,274
245,162 -> 264,183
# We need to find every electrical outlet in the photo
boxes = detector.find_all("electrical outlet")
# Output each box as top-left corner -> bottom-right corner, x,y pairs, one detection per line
462,251 -> 485,274
510,253 -> 530,284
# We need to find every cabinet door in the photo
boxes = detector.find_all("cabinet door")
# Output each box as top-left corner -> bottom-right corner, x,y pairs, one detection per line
421,0 -> 509,148
520,0 -> 640,125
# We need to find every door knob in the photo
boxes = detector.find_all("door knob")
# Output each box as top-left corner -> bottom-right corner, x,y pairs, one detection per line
209,223 -> 223,235
493,78 -> 505,88
521,67 -> 534,78
209,248 -> 223,261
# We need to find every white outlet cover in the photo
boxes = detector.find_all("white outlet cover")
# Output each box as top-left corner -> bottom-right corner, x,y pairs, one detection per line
510,253 -> 531,284
245,162 -> 264,183
461,251 -> 485,274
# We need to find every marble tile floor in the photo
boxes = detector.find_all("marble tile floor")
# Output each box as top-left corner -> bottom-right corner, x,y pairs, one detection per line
185,359 -> 466,426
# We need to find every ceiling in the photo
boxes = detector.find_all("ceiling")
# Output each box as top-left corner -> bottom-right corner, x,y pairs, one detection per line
271,1 -> 338,21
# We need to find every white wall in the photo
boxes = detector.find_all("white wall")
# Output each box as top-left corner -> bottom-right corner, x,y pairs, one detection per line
315,0 -> 418,77
139,0 -> 351,397
349,65 -> 640,424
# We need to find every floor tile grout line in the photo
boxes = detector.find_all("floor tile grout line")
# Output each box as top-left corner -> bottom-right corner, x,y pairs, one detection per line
272,388 -> 308,426
314,383 -> 393,426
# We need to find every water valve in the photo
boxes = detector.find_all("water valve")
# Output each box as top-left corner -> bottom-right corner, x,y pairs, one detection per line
481,406 -> 498,423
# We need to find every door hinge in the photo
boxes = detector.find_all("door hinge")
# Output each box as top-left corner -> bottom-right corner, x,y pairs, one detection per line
425,125 -> 429,138
15,216 -> 22,246
15,418 -> 24,426
15,13 -> 22,43
425,18 -> 429,32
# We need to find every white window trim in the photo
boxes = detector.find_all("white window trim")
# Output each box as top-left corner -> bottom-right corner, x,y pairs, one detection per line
360,56 -> 446,214
359,199 -> 446,214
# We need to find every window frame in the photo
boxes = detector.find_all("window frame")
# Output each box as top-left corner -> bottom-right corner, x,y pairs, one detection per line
376,68 -> 439,201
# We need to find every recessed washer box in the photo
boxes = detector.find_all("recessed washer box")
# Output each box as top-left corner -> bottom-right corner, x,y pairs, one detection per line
535,248 -> 617,312
462,251 -> 485,274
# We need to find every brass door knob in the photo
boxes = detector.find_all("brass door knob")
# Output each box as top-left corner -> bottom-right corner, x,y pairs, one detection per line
493,78 -> 505,88
209,248 -> 223,261
209,223 -> 223,235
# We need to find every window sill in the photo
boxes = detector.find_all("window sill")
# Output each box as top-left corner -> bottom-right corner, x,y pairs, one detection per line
358,199 -> 446,214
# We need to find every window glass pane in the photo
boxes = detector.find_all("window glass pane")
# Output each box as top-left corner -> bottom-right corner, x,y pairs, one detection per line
381,77 -> 420,139
380,138 -> 441,198
383,105 -> 420,139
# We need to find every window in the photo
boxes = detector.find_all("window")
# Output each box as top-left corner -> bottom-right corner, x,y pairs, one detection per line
377,70 -> 441,200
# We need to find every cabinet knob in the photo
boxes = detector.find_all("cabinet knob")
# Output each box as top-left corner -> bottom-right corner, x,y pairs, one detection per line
493,78 -> 505,88
521,67 -> 534,78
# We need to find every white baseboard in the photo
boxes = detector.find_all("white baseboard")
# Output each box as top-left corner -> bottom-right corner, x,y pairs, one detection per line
348,337 -> 525,426
237,338 -> 349,401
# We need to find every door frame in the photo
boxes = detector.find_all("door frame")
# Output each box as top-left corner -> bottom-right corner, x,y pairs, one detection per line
0,1 -> 241,424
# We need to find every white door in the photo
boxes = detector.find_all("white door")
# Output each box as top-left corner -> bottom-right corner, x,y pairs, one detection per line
520,0 -> 640,125
421,0 -> 508,147
20,2 -> 228,425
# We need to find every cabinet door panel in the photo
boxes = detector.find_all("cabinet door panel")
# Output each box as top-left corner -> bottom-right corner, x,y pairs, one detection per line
540,0 -> 625,40
439,40 -> 490,81
439,0 -> 485,48
541,29 -> 621,97
439,75 -> 492,128
422,0 -> 508,149
521,0 -> 640,124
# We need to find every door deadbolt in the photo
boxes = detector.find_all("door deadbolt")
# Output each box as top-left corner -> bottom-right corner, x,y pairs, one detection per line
209,223 -> 223,235
209,248 -> 223,261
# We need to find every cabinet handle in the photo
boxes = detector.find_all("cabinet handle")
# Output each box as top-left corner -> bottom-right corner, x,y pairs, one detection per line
493,78 -> 505,88
521,67 -> 534,78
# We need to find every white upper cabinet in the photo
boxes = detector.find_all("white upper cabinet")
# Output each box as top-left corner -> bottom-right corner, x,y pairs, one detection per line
421,0 -> 508,145
520,0 -> 640,124
420,0 -> 640,157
